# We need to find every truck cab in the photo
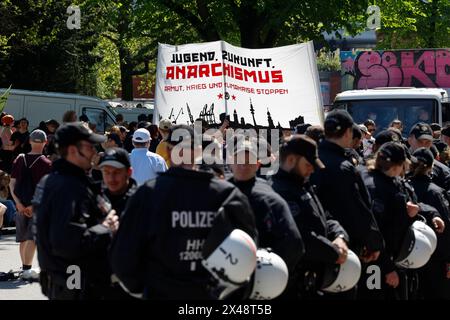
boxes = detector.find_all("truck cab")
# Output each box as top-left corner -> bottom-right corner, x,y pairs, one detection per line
332,88 -> 450,134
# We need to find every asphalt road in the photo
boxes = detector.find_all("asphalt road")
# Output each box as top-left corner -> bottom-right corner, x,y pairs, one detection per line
0,231 -> 47,300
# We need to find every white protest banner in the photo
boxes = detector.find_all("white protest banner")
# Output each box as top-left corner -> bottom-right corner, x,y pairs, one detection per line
154,40 -> 323,129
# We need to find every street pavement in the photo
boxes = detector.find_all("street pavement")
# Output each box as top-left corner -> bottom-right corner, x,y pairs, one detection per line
0,231 -> 47,300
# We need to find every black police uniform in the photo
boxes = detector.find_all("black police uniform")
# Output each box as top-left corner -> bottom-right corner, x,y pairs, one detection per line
312,140 -> 384,255
229,176 -> 304,273
432,159 -> 450,191
102,178 -> 138,219
409,175 -> 450,299
271,169 -> 349,299
33,159 -> 113,300
362,169 -> 415,299
110,167 -> 257,300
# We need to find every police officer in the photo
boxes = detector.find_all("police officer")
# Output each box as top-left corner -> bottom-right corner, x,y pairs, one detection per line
362,142 -> 417,300
409,148 -> 449,299
311,110 -> 384,265
110,125 -> 257,299
33,122 -> 119,300
98,147 -> 138,218
408,123 -> 450,191
227,135 -> 304,275
270,135 -> 349,299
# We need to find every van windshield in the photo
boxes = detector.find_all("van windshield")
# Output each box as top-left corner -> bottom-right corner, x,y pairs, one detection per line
333,99 -> 438,135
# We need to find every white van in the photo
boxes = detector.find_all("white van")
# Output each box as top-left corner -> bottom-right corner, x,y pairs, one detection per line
0,89 -> 117,133
333,88 -> 450,133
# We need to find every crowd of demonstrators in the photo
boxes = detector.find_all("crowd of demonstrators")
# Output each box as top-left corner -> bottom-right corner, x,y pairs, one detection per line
1,105 -> 450,301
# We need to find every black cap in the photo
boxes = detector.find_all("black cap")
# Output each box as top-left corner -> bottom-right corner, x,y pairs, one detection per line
377,142 -> 406,163
55,122 -> 106,148
99,147 -> 131,169
441,125 -> 450,137
409,123 -> 433,141
413,147 -> 434,167
324,110 -> 354,135
433,140 -> 448,153
375,130 -> 402,146
281,134 -> 325,169
45,119 -> 60,127
430,123 -> 441,132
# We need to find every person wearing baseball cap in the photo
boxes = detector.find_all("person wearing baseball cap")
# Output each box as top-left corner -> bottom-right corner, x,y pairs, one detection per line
271,134 -> 348,299
311,110 -> 384,279
10,129 -> 51,281
110,124 -> 257,300
409,122 -> 450,190
130,128 -> 167,186
156,119 -> 173,167
33,121 -> 122,300
362,141 -> 422,299
408,147 -> 449,299
227,134 -> 304,292
98,147 -> 137,220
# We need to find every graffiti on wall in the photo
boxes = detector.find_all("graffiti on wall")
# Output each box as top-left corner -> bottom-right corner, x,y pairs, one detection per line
340,49 -> 450,91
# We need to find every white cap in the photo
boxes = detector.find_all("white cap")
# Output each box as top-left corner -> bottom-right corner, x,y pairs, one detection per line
132,128 -> 151,143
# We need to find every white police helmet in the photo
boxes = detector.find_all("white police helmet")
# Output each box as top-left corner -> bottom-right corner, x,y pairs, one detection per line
412,216 -> 437,253
395,226 -> 433,269
248,249 -> 289,300
321,249 -> 361,293
202,229 -> 257,298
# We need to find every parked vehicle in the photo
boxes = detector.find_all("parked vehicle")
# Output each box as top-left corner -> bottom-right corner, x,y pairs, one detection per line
0,89 -> 117,133
332,87 -> 450,133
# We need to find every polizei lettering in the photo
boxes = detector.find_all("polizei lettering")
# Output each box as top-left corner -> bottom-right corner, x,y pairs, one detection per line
172,211 -> 218,228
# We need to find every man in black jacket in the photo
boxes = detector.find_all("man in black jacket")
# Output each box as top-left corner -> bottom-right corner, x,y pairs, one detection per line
110,125 -> 257,300
98,147 -> 138,218
408,123 -> 450,191
311,110 -> 384,264
228,136 -> 304,275
271,134 -> 349,299
33,122 -> 119,300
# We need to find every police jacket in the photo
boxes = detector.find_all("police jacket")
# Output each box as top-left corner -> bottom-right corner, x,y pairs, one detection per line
432,159 -> 450,191
271,169 -> 348,269
312,140 -> 384,254
33,159 -> 113,291
409,175 -> 450,261
110,167 -> 257,300
102,178 -> 138,219
363,169 -> 415,274
399,177 -> 441,223
229,176 -> 304,273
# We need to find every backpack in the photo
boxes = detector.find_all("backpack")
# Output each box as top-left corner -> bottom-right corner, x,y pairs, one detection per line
13,154 -> 43,206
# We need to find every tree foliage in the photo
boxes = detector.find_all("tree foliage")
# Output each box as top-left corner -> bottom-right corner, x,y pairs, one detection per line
0,0 -> 101,95
376,0 -> 450,49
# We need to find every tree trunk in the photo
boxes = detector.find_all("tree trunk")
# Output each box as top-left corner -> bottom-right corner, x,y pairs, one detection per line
119,49 -> 134,101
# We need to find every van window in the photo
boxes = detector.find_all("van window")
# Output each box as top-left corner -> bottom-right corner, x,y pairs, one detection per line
82,107 -> 115,133
333,99 -> 437,134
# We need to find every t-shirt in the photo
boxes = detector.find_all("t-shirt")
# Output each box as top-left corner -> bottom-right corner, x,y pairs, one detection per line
156,140 -> 171,167
11,153 -> 52,187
